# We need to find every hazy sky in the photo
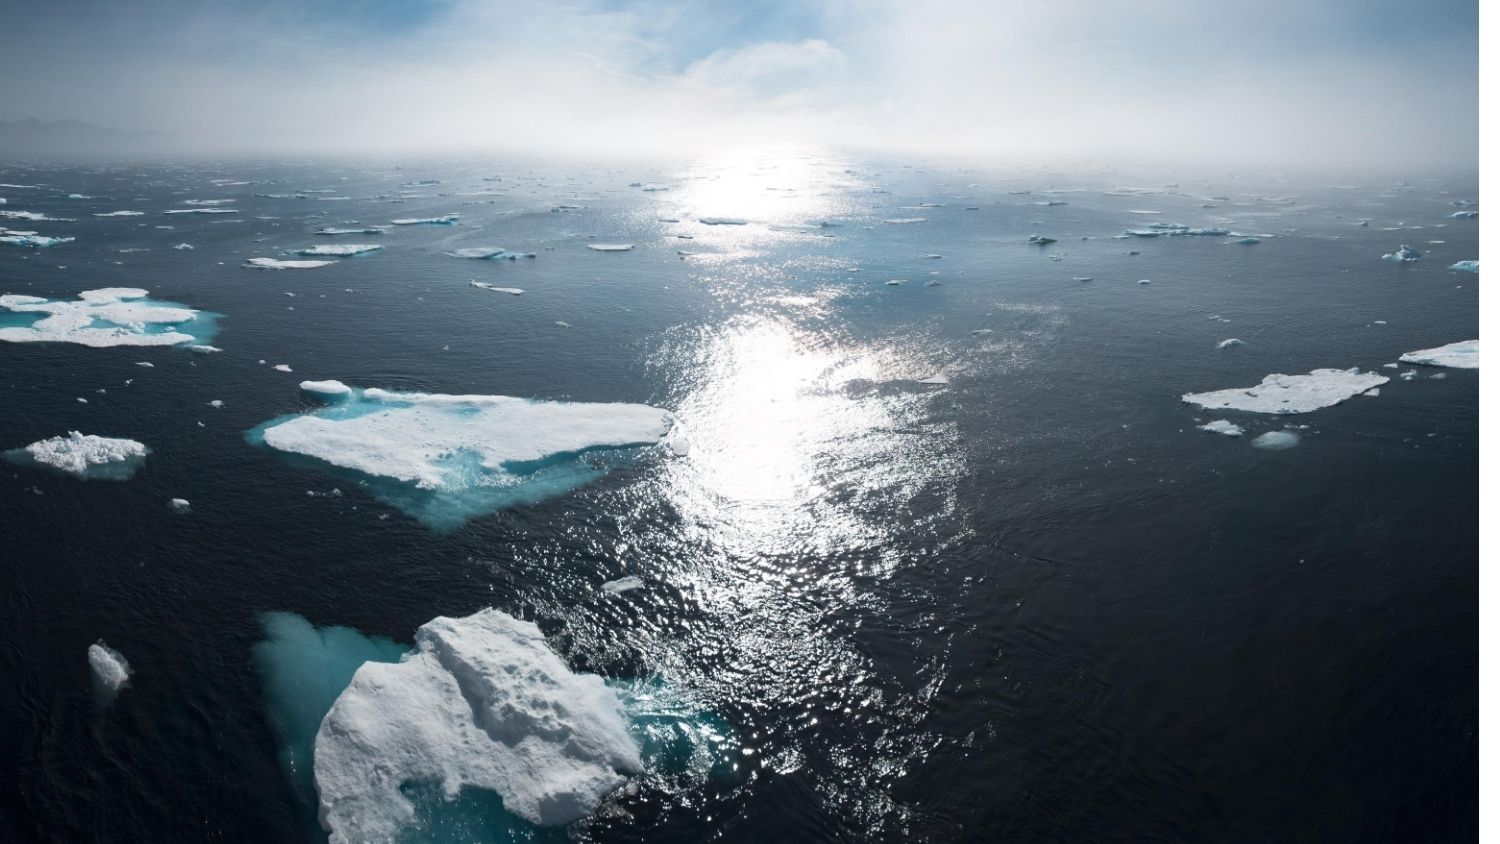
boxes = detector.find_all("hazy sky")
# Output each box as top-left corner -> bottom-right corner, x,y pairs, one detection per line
0,0 -> 1478,168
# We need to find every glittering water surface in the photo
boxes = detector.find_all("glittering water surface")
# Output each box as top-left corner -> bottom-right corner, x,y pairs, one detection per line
0,149 -> 1477,841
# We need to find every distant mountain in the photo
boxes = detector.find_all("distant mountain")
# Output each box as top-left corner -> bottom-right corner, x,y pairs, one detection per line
0,119 -> 171,155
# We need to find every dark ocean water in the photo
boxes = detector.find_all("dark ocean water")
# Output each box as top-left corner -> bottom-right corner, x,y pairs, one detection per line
0,149 -> 1478,842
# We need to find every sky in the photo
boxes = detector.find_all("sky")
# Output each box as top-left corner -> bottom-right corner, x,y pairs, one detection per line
0,0 -> 1479,169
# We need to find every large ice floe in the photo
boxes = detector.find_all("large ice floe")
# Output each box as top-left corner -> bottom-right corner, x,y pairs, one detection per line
4,432 -> 149,480
1399,340 -> 1478,369
1182,368 -> 1388,414
88,641 -> 132,702
0,287 -> 217,348
247,384 -> 676,531
294,244 -> 382,257
254,610 -> 730,842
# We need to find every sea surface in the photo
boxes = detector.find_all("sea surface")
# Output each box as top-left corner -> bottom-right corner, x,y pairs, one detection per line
0,149 -> 1478,842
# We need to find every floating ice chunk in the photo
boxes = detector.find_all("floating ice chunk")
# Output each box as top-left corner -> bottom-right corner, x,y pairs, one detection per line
314,609 -> 642,840
1073,276 -> 1092,282
1381,244 -> 1422,263
1232,237 -> 1260,245
95,210 -> 145,217
245,258 -> 334,269
250,387 -> 675,530
1252,431 -> 1300,450
1450,211 -> 1478,219
4,432 -> 149,479
449,247 -> 507,259
1398,339 -> 1478,369
0,288 -> 212,348
88,641 -> 131,699
917,373 -> 950,385
163,208 -> 238,214
489,287 -> 524,295
301,379 -> 352,397
273,364 -> 293,373
0,210 -> 67,221
391,215 -> 458,225
587,243 -> 633,252
1197,419 -> 1244,437
698,217 -> 748,225
296,244 -> 382,257
209,399 -> 224,408
1448,260 -> 1478,273
602,575 -> 645,594
1026,235 -> 1056,245
172,243 -> 194,251
883,217 -> 927,224
316,227 -> 388,235
188,344 -> 222,354
167,498 -> 191,513
1216,338 -> 1244,349
1183,368 -> 1389,414
1,233 -> 74,248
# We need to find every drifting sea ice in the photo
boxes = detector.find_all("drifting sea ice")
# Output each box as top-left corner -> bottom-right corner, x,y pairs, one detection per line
1398,340 -> 1478,369
94,210 -> 145,217
391,215 -> 458,225
300,380 -> 352,397
0,232 -> 74,248
295,244 -> 382,257
1381,244 -> 1422,262
244,258 -> 334,269
4,432 -> 149,480
248,386 -> 676,531
1197,420 -> 1245,437
163,208 -> 238,214
587,243 -> 634,252
0,287 -> 215,348
315,227 -> 388,235
88,641 -> 131,701
1217,338 -> 1245,349
1448,260 -> 1478,273
602,575 -> 645,594
1182,368 -> 1388,414
1252,431 -> 1301,450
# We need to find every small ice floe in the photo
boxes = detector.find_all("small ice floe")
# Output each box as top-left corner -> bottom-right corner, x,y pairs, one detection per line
1252,431 -> 1300,450
1216,338 -> 1244,349
1450,211 -> 1478,219
699,217 -> 748,225
88,641 -> 131,700
312,609 -> 644,841
188,344 -> 222,354
173,243 -> 194,251
601,575 -> 645,594
163,208 -> 238,214
1137,279 -> 1152,285
886,279 -> 904,286
94,210 -> 145,217
391,215 -> 458,225
315,227 -> 387,235
448,247 -> 508,259
1073,276 -> 1092,282
1398,339 -> 1478,369
587,243 -> 633,252
301,380 -> 352,397
167,498 -> 191,513
136,361 -> 154,368
555,321 -> 571,328
296,244 -> 382,257
883,217 -> 927,224
273,364 -> 293,373
1,288 -> 210,348
1027,235 -> 1056,245
244,258 -> 334,269
4,432 -> 149,480
0,210 -> 65,221
208,399 -> 224,408
1,233 -> 74,248
972,328 -> 994,336
923,253 -> 942,259
1381,244 -> 1422,263
1183,368 -> 1389,414
1448,260 -> 1478,273
1197,419 -> 1244,437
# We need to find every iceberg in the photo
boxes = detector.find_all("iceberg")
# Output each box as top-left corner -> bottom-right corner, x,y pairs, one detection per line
587,243 -> 633,252
698,217 -> 748,225
0,232 -> 74,248
1217,338 -> 1245,349
167,497 -> 191,513
4,432 -> 149,480
163,208 -> 238,214
1381,244 -> 1422,263
300,379 -> 352,397
1197,420 -> 1244,437
295,244 -> 382,257
88,641 -> 131,701
0,210 -> 68,221
1252,431 -> 1300,450
248,386 -> 675,531
449,247 -> 536,260
315,227 -> 388,235
1183,368 -> 1389,414
602,575 -> 644,594
1026,235 -> 1056,245
1450,211 -> 1478,219
1448,260 -> 1478,273
883,217 -> 927,224
1,287 -> 216,348
1398,340 -> 1478,369
391,215 -> 458,225
314,609 -> 642,842
94,210 -> 145,217
244,258 -> 334,269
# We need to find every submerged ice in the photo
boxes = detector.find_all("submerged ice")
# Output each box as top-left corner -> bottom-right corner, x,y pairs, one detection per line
0,287 -> 214,348
249,386 -> 675,530
88,641 -> 132,701
1183,368 -> 1388,414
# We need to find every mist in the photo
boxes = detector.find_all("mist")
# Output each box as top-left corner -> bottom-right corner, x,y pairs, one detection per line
0,0 -> 1478,171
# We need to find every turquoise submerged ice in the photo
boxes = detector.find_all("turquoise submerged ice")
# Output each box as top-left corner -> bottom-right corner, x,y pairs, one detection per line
0,287 -> 219,348
249,385 -> 675,531
254,611 -> 730,844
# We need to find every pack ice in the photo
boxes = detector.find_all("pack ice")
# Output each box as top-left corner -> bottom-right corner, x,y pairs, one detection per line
313,609 -> 643,843
0,287 -> 214,348
4,432 -> 149,480
249,385 -> 675,531
1399,340 -> 1478,369
1183,368 -> 1388,414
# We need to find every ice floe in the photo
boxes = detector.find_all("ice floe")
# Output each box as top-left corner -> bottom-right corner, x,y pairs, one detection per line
249,386 -> 675,530
95,210 -> 145,217
244,258 -> 334,269
1398,340 -> 1478,369
89,641 -> 131,700
392,215 -> 458,225
295,244 -> 382,257
1182,368 -> 1388,414
1197,420 -> 1244,437
300,379 -> 352,397
0,232 -> 74,248
449,247 -> 536,260
4,432 -> 149,480
698,217 -> 748,225
0,287 -> 214,348
167,498 -> 191,513
1026,235 -> 1056,245
602,575 -> 645,594
314,609 -> 642,841
315,227 -> 388,235
1216,338 -> 1244,349
1448,260 -> 1478,273
1252,431 -> 1300,450
1381,244 -> 1422,263
587,243 -> 633,252
163,208 -> 238,215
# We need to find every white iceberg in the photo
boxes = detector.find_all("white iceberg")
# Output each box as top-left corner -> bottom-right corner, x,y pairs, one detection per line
883,217 -> 927,224
94,210 -> 145,217
1381,244 -> 1422,263
698,217 -> 748,225
1448,260 -> 1478,273
5,432 -> 149,480
1216,338 -> 1244,349
295,244 -> 382,257
245,258 -> 334,269
300,379 -> 352,397
450,247 -> 536,260
587,243 -> 633,252
314,609 -> 642,842
315,227 -> 388,235
0,288 -> 213,348
0,233 -> 74,248
1450,210 -> 1478,219
250,387 -> 675,530
1252,431 -> 1300,450
88,641 -> 131,699
1026,235 -> 1056,245
1197,420 -> 1244,437
1398,340 -> 1478,369
167,498 -> 191,513
1183,368 -> 1389,414
163,208 -> 238,214
391,215 -> 458,225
